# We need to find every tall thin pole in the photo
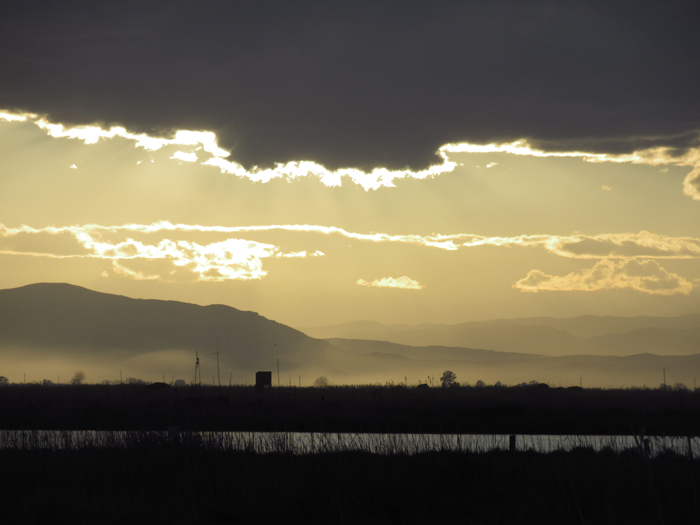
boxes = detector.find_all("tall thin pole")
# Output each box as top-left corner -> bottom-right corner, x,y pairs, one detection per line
663,368 -> 666,389
216,345 -> 221,387
194,350 -> 200,386
277,358 -> 280,387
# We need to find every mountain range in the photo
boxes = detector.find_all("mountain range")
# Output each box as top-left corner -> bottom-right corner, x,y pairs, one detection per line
300,316 -> 700,356
1,283 -> 699,388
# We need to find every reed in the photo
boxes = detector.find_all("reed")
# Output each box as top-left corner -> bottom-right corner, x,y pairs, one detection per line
0,436 -> 698,524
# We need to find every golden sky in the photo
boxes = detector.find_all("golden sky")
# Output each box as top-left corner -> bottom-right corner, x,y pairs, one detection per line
2,110 -> 700,328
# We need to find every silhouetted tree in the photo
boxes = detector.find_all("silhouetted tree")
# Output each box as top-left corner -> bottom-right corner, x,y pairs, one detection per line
475,380 -> 485,388
0,376 -> 8,386
313,376 -> 330,387
440,371 -> 457,388
70,371 -> 86,385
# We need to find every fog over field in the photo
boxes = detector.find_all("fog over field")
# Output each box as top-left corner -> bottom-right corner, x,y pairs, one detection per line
1,283 -> 698,388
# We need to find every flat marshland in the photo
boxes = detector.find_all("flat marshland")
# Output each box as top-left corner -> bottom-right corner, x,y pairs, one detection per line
2,383 -> 700,524
2,382 -> 700,434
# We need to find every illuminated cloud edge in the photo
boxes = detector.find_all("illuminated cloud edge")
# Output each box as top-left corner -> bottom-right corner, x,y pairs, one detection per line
2,110 -> 700,195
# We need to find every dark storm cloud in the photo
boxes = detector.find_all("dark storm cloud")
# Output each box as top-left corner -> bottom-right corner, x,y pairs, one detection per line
2,1 -> 699,171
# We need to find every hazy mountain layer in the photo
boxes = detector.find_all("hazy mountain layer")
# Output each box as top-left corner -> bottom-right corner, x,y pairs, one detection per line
326,338 -> 700,389
302,315 -> 700,356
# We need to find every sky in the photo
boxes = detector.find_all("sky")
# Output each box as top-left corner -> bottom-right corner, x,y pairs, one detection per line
1,1 -> 700,329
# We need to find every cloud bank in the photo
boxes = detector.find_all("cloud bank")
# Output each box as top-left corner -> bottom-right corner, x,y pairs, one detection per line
2,2 -> 699,172
0,222 -> 324,282
514,259 -> 694,296
0,222 -> 696,293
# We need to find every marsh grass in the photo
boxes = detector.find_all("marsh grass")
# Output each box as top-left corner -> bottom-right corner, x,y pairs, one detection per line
1,429 -> 699,458
1,438 -> 699,524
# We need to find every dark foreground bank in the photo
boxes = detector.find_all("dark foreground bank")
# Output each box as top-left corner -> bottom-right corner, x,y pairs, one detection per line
1,383 -> 700,435
2,441 -> 698,525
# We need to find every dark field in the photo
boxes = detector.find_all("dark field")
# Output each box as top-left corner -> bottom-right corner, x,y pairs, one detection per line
3,383 -> 700,524
1,382 -> 700,435
2,441 -> 699,524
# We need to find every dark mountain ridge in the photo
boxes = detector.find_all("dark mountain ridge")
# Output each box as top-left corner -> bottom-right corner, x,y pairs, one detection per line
0,283 -> 332,370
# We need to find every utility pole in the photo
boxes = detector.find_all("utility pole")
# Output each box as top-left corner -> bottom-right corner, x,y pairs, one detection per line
194,350 -> 200,386
663,368 -> 666,389
216,345 -> 220,387
277,358 -> 280,387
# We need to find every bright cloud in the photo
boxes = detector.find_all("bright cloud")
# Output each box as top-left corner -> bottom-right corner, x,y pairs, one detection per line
171,151 -> 198,162
0,223 -> 326,282
683,165 -> 700,201
357,276 -> 424,290
459,231 -> 700,259
0,111 -> 31,122
1,222 -> 698,290
3,224 -> 700,261
513,259 -> 694,296
3,109 -> 700,196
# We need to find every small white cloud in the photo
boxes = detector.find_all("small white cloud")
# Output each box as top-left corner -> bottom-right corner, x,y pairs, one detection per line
602,185 -> 612,191
357,276 -> 424,290
276,250 -> 325,258
486,162 -> 498,168
111,262 -> 161,281
171,151 -> 198,163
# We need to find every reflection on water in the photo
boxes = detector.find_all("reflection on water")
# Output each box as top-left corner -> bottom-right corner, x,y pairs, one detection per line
0,430 -> 697,457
